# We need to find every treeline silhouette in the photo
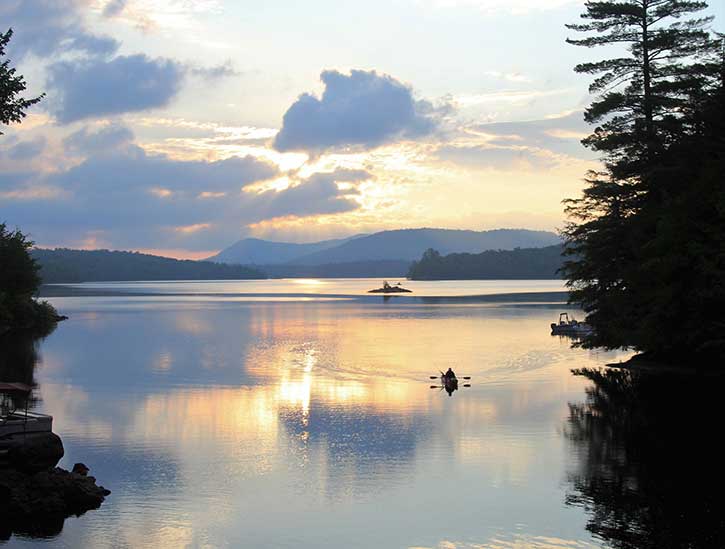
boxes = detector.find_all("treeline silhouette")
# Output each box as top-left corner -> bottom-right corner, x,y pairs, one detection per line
407,245 -> 564,280
32,248 -> 265,283
562,1 -> 725,362
1,224 -> 59,334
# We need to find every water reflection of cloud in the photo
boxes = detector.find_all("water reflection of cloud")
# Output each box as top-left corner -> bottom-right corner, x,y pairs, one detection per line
28,300 -> 638,547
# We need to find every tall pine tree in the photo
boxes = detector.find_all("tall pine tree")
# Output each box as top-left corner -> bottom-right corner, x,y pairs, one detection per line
563,1 -> 724,361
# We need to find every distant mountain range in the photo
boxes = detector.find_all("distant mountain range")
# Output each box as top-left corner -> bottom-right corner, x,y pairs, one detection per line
210,228 -> 561,266
208,235 -> 363,265
31,228 -> 563,283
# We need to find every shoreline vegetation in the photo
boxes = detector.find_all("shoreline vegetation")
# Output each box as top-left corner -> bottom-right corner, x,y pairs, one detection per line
31,248 -> 265,283
408,245 -> 564,280
29,246 -> 569,283
0,224 -> 62,337
559,2 -> 725,366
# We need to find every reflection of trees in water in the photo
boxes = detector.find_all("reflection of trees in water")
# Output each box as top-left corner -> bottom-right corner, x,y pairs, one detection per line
1,326 -> 112,542
0,331 -> 44,410
565,368 -> 725,549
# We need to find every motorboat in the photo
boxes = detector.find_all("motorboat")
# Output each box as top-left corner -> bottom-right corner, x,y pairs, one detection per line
550,313 -> 592,336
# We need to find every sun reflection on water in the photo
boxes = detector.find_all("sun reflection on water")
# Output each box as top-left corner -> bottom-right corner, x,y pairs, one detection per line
29,298 -> 632,548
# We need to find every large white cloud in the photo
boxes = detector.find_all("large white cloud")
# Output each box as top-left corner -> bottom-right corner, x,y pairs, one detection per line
48,55 -> 185,123
274,69 -> 445,154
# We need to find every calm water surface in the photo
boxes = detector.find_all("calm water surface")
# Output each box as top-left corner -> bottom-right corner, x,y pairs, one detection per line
48,278 -> 568,298
8,279 -> 698,548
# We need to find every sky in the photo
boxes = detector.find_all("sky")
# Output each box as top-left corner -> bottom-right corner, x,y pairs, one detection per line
1,0 -> 723,259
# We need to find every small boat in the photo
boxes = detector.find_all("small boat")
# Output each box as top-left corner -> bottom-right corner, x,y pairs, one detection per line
441,375 -> 458,388
550,313 -> 592,336
368,281 -> 412,294
429,372 -> 472,396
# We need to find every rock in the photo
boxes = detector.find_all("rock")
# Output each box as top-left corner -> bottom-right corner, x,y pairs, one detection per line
0,464 -> 110,540
4,432 -> 64,472
367,286 -> 412,293
72,462 -> 89,476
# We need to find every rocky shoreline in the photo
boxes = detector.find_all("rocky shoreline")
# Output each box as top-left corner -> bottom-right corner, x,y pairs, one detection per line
0,463 -> 111,539
0,432 -> 110,540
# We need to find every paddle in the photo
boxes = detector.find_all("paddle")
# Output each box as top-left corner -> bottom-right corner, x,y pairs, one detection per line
429,375 -> 472,380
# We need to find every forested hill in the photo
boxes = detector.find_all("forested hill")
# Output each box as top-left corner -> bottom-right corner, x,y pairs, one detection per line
32,249 -> 265,283
408,245 -> 565,280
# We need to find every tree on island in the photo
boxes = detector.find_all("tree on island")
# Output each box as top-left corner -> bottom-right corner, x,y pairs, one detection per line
563,1 -> 725,362
0,29 -> 57,334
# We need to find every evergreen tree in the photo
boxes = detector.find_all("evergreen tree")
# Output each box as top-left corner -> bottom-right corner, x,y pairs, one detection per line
0,223 -> 58,334
563,1 -> 724,361
0,29 -> 44,134
0,29 -> 56,333
567,0 -> 720,177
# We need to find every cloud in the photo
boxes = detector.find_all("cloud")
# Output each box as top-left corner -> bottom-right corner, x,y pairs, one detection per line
101,0 -> 223,32
0,0 -> 120,59
53,144 -> 279,197
302,168 -> 372,188
1,136 -> 47,160
48,54 -> 185,123
63,123 -> 135,155
471,111 -> 594,158
4,2 -> 237,125
189,60 -> 238,80
273,69 -> 445,154
251,177 -> 360,221
103,0 -> 127,17
0,172 -> 36,192
1,145 -> 362,250
433,112 -> 595,171
436,144 -> 558,171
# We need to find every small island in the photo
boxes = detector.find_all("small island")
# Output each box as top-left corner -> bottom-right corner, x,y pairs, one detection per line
367,281 -> 412,294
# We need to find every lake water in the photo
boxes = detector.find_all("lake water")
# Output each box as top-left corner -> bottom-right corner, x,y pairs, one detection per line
6,279 -> 722,548
43,278 -> 568,298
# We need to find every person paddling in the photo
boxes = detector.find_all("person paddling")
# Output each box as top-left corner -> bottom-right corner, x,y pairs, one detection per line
444,367 -> 456,380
